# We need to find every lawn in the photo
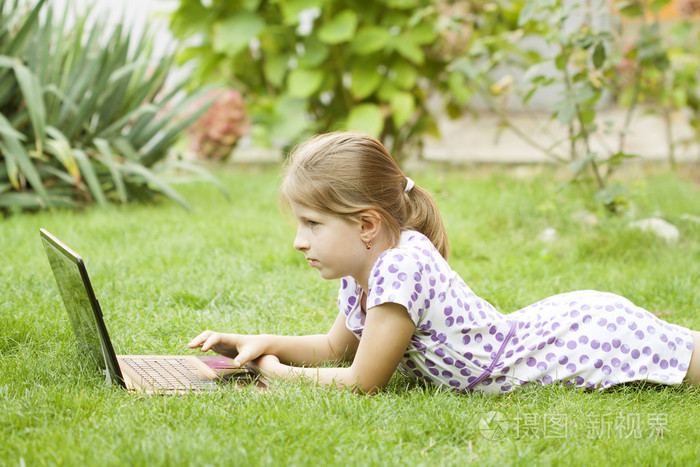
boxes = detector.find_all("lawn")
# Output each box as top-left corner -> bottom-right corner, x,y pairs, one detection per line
1,164 -> 700,465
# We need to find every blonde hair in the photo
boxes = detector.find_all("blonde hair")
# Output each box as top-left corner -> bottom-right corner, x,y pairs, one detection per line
280,132 -> 449,259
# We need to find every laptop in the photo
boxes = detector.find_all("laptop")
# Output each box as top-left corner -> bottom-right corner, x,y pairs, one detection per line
40,228 -> 261,394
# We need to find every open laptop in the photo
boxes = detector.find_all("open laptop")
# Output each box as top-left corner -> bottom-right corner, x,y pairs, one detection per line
40,228 -> 260,394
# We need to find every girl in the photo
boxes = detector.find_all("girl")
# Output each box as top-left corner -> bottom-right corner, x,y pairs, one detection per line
189,132 -> 700,395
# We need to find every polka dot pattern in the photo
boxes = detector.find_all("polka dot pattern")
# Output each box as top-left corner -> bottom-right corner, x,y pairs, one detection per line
338,231 -> 694,395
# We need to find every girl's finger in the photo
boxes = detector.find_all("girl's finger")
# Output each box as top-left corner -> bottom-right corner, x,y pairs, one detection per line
200,333 -> 221,352
188,330 -> 213,348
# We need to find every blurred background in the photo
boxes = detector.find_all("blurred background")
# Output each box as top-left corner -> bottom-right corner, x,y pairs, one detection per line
2,0 -> 699,214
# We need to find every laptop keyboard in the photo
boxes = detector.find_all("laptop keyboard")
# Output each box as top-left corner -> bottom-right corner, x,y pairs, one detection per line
120,357 -> 215,391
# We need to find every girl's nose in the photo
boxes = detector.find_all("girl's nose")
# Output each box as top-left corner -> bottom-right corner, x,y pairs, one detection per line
294,230 -> 309,251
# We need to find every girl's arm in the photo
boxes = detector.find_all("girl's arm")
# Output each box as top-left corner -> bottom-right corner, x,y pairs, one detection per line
253,302 -> 416,394
188,311 -> 360,367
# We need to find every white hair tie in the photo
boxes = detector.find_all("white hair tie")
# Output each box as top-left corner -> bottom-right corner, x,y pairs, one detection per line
404,177 -> 415,194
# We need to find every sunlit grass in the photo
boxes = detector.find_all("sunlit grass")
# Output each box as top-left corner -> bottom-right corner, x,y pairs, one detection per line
1,164 -> 699,465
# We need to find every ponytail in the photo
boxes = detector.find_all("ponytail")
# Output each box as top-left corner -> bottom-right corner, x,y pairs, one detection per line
404,185 -> 450,260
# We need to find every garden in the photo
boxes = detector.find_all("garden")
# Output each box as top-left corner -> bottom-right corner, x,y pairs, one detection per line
2,0 -> 700,465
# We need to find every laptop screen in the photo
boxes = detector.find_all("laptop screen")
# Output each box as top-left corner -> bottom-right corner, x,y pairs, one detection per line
40,229 -> 124,387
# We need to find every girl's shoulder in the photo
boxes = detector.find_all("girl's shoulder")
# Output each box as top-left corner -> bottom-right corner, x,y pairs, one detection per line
376,230 -> 442,268
370,230 -> 448,285
389,230 -> 435,256
338,231 -> 446,316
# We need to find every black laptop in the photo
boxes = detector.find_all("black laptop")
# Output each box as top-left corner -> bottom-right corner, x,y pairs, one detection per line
40,228 -> 259,393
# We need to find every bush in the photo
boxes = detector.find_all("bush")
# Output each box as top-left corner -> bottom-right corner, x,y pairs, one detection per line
169,0 -> 464,159
0,0 -> 222,213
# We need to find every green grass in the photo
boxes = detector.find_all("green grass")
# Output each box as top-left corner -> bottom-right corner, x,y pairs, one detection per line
2,164 -> 700,465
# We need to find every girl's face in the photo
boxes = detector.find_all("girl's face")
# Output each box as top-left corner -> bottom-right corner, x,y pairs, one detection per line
290,202 -> 370,282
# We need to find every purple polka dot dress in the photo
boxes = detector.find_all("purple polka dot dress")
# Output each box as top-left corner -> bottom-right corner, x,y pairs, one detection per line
338,231 -> 694,395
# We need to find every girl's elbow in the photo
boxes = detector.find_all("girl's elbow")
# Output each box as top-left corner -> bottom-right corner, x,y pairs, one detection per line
346,368 -> 391,395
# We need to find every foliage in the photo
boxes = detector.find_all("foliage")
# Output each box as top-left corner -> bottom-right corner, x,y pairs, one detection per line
0,0 -> 222,213
186,88 -> 249,161
450,0 -> 633,211
169,0 -> 465,159
615,5 -> 700,168
167,0 -> 700,211
450,0 -> 700,212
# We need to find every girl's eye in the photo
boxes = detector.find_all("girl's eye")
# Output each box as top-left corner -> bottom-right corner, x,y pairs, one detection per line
308,220 -> 319,227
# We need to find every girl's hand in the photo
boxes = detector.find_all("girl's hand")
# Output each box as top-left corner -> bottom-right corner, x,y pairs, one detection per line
188,331 -> 269,368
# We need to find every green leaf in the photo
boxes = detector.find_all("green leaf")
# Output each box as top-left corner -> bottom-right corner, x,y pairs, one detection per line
346,103 -> 384,137
318,10 -> 358,44
94,138 -> 127,204
4,0 -> 47,57
593,42 -> 605,69
267,95 -> 309,143
351,63 -> 382,99
121,162 -> 190,211
156,160 -> 230,201
297,37 -> 329,67
447,72 -> 472,105
44,126 -> 80,184
554,98 -> 576,125
518,2 -> 537,26
580,109 -> 596,125
406,22 -> 437,45
607,151 -> 637,166
390,91 -> 415,128
8,58 -> 46,153
448,57 -> 479,81
263,55 -> 288,88
617,2 -> 643,17
392,36 -> 424,65
0,114 -> 26,141
351,27 -> 391,55
592,42 -> 606,69
574,84 -> 598,104
391,60 -> 418,90
555,54 -> 566,71
377,81 -> 399,101
0,191 -> 72,208
594,183 -> 628,207
0,113 -> 50,206
567,156 -> 591,176
673,88 -> 687,108
573,35 -> 594,50
72,148 -> 107,206
650,0 -> 671,13
287,68 -> 324,98
387,0 -> 417,7
280,0 -> 323,25
138,89 -> 215,167
212,12 -> 266,55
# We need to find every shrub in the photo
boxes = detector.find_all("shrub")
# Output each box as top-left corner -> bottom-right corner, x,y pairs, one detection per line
168,0 -> 464,160
0,0 -> 222,213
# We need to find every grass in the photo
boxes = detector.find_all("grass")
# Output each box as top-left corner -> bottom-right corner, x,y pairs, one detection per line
1,163 -> 700,465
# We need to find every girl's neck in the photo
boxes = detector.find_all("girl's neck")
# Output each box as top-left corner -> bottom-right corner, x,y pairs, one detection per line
355,231 -> 393,293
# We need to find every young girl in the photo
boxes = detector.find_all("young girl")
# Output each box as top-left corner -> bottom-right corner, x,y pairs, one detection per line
189,132 -> 700,395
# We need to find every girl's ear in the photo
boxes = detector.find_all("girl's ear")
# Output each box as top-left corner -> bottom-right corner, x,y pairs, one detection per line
358,209 -> 382,242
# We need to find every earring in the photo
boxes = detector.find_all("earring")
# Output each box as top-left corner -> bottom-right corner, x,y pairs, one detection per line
365,241 -> 372,250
